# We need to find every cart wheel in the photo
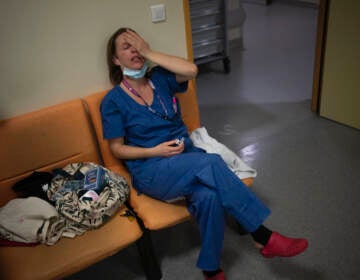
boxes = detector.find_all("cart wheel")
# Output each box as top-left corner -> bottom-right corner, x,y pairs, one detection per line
223,57 -> 230,73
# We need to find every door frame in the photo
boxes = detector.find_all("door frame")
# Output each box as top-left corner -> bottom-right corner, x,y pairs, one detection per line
311,0 -> 330,112
183,0 -> 194,62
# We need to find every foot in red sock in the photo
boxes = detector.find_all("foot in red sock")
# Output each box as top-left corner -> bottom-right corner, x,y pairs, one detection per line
261,232 -> 308,258
203,270 -> 226,280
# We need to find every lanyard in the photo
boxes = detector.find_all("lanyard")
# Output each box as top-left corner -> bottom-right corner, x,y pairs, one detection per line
122,78 -> 178,120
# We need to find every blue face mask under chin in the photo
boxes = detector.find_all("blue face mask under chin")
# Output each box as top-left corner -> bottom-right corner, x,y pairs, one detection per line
123,63 -> 148,79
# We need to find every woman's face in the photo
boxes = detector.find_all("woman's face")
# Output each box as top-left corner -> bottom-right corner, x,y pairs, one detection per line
113,33 -> 145,70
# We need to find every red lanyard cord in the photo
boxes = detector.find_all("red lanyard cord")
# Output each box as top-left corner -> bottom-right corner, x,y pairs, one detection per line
122,79 -> 178,120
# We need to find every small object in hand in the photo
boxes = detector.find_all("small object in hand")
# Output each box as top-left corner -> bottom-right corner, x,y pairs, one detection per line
171,137 -> 184,146
175,137 -> 184,145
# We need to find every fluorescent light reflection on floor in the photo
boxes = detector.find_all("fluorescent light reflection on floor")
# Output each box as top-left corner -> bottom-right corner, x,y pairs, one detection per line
239,143 -> 258,165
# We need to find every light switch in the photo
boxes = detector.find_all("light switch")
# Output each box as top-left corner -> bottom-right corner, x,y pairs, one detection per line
150,4 -> 166,23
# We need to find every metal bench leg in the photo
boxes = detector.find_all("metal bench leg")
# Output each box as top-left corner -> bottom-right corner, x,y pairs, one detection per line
136,229 -> 162,280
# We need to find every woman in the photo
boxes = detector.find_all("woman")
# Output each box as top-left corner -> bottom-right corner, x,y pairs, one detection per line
101,27 -> 308,280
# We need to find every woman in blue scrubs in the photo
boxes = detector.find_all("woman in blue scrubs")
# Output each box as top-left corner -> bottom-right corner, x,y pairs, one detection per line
101,27 -> 308,280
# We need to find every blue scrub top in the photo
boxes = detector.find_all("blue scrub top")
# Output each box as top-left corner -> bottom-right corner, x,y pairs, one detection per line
100,66 -> 198,173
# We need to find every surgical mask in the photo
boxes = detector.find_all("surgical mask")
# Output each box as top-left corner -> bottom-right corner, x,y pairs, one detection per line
123,62 -> 148,79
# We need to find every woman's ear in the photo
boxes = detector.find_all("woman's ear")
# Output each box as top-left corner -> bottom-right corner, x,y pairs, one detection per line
112,56 -> 121,67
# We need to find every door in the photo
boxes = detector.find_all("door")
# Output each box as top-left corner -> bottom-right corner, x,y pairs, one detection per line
313,0 -> 360,129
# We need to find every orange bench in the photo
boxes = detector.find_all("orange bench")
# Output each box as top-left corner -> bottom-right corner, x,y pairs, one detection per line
0,99 -> 144,280
0,80 -> 253,280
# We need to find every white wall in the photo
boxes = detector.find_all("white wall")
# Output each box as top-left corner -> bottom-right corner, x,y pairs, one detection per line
0,0 -> 187,119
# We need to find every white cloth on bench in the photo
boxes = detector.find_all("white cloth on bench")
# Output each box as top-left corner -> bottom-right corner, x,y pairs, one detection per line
190,127 -> 257,179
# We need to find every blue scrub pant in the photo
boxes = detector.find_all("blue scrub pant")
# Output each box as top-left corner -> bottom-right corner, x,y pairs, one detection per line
133,152 -> 271,271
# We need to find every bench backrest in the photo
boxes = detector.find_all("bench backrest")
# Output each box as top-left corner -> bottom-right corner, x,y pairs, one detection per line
0,99 -> 101,206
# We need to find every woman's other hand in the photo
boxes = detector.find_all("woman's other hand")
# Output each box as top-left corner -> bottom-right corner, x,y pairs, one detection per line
153,140 -> 184,157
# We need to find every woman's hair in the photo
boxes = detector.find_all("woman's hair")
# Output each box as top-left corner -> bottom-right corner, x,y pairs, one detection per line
106,27 -> 133,85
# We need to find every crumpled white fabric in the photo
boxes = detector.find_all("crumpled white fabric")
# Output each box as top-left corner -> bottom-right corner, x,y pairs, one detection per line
0,197 -> 59,243
190,127 -> 257,179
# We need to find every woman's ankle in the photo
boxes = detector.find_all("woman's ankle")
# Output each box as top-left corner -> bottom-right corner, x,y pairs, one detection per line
253,240 -> 264,249
250,225 -> 272,246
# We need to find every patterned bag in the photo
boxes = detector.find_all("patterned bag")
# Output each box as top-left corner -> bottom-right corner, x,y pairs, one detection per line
47,162 -> 129,229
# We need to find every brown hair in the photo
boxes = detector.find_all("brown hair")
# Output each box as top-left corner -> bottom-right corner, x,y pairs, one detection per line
106,27 -> 133,85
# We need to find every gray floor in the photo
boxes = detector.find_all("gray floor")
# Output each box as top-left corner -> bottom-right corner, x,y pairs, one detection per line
68,2 -> 360,279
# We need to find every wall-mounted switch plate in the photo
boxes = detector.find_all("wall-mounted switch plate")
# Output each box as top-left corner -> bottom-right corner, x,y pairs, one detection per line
150,4 -> 166,23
